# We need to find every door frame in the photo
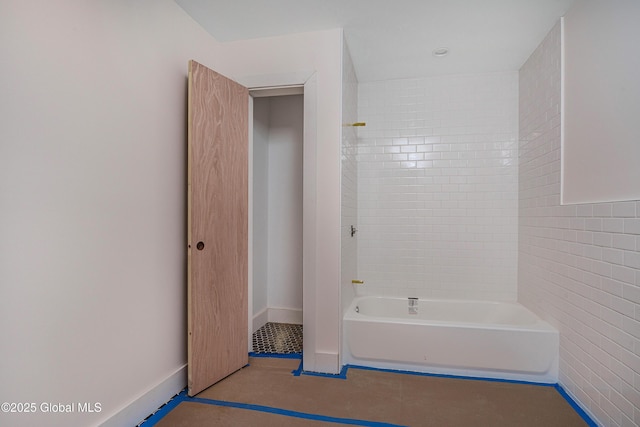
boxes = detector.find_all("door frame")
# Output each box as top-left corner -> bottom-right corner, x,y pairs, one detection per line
244,72 -> 317,371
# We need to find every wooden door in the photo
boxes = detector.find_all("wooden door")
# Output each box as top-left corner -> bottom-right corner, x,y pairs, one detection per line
187,60 -> 248,396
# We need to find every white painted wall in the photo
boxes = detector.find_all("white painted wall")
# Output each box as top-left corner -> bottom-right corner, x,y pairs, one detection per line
357,72 -> 519,301
253,96 -> 304,327
0,1 -> 228,426
267,96 -> 304,316
0,1 -> 344,426
252,99 -> 270,324
520,19 -> 640,427
562,0 -> 640,204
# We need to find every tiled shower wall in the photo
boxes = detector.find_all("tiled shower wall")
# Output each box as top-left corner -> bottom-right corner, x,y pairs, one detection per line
519,20 -> 640,426
519,22 -> 640,427
341,40 -> 358,313
357,72 -> 519,300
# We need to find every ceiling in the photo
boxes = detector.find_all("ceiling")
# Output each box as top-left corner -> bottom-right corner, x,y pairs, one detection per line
174,0 -> 577,82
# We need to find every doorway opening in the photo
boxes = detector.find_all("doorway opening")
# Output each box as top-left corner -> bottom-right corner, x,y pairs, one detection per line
249,89 -> 304,355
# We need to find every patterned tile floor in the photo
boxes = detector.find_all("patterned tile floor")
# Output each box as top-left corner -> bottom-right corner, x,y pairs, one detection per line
252,322 -> 303,354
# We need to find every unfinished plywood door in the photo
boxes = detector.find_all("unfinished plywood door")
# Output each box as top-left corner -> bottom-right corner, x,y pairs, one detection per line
187,60 -> 248,396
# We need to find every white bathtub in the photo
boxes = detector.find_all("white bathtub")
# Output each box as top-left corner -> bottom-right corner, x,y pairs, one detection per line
343,296 -> 559,383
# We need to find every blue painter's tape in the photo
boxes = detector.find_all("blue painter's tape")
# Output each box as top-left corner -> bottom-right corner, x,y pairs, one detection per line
138,389 -> 189,426
188,396 -> 405,427
553,384 -> 598,427
302,364 -> 349,380
249,352 -> 302,359
247,352 -> 303,375
292,358 -> 303,376
345,364 -> 554,386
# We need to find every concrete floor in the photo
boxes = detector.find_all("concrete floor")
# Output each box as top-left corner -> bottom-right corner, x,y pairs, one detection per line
144,356 -> 593,426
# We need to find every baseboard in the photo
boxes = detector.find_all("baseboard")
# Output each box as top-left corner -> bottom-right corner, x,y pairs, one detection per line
311,352 -> 340,375
98,364 -> 187,427
267,307 -> 302,325
252,308 -> 269,333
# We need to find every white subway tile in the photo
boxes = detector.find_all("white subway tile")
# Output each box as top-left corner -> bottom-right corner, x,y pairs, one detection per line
604,248 -> 625,266
604,219 -> 626,233
613,235 -> 636,251
623,317 -> 640,341
577,205 -> 594,217
586,218 -> 604,232
624,252 -> 640,270
519,21 -> 640,427
613,265 -> 636,285
611,296 -> 636,319
594,232 -> 613,247
613,202 -> 637,218
594,204 -> 614,217
624,219 -> 640,235
358,71 -> 518,301
592,260 -> 613,278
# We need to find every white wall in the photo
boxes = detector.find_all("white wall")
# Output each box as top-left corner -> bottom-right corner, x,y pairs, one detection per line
520,20 -> 640,427
562,0 -> 640,204
0,1 -> 227,426
253,96 -> 304,326
267,96 -> 304,314
0,2 -> 345,426
357,72 -> 519,301
252,99 -> 270,322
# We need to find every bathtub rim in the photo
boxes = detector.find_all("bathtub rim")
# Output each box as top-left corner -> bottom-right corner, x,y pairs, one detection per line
344,295 -> 557,332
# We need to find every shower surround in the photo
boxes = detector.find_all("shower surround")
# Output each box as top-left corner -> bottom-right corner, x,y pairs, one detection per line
519,21 -> 640,427
357,72 -> 519,301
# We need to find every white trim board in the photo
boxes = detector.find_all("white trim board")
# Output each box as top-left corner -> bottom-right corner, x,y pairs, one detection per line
252,307 -> 303,332
99,365 -> 186,427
